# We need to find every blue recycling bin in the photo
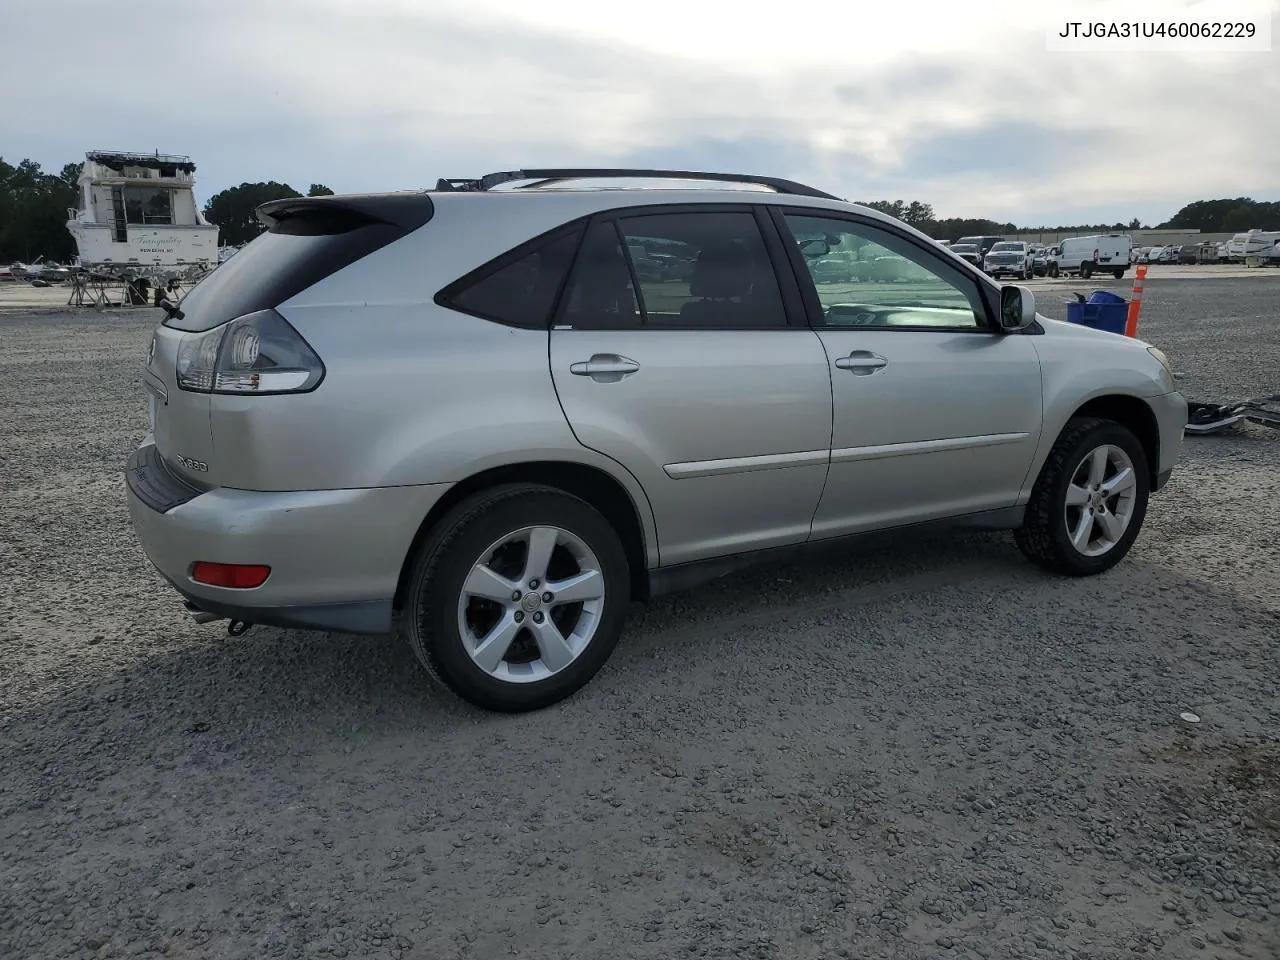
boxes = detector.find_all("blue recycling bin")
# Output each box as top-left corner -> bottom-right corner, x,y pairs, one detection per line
1066,290 -> 1129,334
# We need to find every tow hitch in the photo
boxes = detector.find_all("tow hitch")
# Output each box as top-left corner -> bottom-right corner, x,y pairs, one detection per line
182,600 -> 254,636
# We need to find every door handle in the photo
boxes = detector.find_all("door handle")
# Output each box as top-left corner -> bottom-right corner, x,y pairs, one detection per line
569,354 -> 641,382
834,351 -> 888,375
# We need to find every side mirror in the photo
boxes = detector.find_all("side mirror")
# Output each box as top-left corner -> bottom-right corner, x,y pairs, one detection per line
999,285 -> 1036,331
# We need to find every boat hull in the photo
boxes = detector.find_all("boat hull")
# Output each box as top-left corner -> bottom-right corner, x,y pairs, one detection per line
66,221 -> 219,271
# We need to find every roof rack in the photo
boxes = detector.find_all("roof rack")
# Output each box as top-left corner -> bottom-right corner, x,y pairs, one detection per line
432,168 -> 842,201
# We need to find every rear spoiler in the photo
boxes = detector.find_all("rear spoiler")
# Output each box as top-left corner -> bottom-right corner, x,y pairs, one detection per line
256,192 -> 436,234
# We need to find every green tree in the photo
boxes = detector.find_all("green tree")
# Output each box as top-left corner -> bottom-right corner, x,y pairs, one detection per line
203,181 -> 303,246
0,156 -> 78,262
307,183 -> 335,196
1159,197 -> 1280,232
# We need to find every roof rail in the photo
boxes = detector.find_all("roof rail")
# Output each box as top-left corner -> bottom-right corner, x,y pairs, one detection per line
433,168 -> 842,201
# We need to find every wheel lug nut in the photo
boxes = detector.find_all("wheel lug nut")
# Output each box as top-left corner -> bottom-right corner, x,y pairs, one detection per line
542,592 -> 553,603
512,590 -> 522,601
533,612 -> 544,623
529,579 -> 540,589
514,611 -> 524,623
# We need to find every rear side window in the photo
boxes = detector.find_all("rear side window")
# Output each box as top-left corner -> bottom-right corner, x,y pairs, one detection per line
557,221 -> 643,329
557,210 -> 786,330
440,225 -> 585,329
616,211 -> 785,329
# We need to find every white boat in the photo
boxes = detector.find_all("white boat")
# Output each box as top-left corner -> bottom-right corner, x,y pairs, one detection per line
65,150 -> 219,280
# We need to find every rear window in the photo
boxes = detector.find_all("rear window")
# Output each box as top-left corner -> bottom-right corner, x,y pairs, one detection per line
167,207 -> 422,333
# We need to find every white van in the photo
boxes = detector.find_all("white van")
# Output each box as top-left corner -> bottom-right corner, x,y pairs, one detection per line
1048,234 -> 1132,279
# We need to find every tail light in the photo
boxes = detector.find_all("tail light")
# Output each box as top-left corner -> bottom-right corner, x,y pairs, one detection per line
176,309 -> 324,395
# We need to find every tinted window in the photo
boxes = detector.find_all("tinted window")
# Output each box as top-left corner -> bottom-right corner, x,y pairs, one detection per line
616,211 -> 786,328
783,213 -> 987,330
558,221 -> 643,329
445,226 -> 584,329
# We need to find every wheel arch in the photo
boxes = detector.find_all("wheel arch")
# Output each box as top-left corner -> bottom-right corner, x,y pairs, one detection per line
393,459 -> 656,611
1066,394 -> 1160,485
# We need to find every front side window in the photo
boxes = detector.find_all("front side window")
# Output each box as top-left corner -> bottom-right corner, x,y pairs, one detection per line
783,213 -> 987,330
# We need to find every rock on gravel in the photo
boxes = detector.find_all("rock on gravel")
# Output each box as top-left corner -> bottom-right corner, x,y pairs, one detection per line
1,279 -> 1278,960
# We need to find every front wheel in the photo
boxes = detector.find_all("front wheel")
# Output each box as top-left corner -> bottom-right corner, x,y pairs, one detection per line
397,484 -> 631,711
1014,417 -> 1150,576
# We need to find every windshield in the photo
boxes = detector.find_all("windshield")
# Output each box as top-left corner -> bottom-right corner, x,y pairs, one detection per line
951,244 -> 978,253
990,242 -> 1023,251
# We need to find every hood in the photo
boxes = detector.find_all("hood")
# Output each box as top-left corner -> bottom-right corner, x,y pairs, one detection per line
1038,314 -> 1149,348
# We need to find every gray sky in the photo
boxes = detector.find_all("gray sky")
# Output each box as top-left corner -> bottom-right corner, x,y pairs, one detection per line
4,0 -> 1277,226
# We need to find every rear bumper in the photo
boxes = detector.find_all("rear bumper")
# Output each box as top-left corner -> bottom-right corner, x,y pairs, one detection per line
125,442 -> 452,634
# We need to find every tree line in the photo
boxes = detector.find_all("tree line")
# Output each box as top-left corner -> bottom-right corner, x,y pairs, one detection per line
3,154 -> 1278,263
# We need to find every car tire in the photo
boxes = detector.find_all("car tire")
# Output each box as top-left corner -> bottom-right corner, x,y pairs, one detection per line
1014,417 -> 1150,577
1113,268 -> 1124,279
397,483 -> 631,712
1080,262 -> 1093,279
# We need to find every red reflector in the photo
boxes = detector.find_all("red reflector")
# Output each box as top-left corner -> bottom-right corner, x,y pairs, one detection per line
191,562 -> 271,589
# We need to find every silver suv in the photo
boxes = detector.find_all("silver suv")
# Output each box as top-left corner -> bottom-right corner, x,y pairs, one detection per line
126,168 -> 1188,712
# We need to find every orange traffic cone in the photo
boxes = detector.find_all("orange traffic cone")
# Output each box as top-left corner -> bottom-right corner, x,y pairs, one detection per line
1125,265 -> 1146,337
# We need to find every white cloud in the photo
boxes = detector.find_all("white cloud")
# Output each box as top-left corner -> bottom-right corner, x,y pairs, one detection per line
1,0 -> 1276,225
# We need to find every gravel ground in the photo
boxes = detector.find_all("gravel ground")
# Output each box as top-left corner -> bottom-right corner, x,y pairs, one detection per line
2,276 -> 1278,960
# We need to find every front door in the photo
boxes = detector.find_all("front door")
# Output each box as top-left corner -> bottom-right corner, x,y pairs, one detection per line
550,207 -> 833,566
775,210 -> 1044,539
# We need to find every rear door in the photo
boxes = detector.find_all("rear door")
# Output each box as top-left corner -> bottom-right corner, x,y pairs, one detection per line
549,205 -> 833,566
772,207 -> 1044,539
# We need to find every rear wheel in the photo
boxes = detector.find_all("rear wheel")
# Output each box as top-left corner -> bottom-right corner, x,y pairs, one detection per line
1014,417 -> 1150,577
1113,268 -> 1125,279
398,484 -> 631,712
1080,262 -> 1093,280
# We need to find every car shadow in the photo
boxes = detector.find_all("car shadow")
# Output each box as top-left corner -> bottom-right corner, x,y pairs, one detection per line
4,530 -> 1018,775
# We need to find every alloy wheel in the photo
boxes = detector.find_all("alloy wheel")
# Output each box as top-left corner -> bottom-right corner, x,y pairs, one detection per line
1063,444 -> 1139,557
455,525 -> 606,683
